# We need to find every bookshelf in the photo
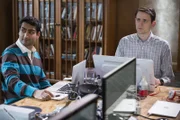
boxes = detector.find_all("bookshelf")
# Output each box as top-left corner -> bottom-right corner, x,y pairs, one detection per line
12,0 -> 117,80
83,1 -> 103,67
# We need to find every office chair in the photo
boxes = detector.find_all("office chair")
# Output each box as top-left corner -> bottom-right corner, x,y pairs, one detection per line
0,56 -> 4,104
0,75 -> 4,104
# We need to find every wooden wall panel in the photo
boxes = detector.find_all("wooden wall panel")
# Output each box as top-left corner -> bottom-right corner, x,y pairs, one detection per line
0,0 -> 13,54
0,0 -> 12,103
116,0 -> 139,50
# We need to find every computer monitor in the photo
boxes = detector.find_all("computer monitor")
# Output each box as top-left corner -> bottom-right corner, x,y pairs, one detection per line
49,94 -> 98,120
93,55 -> 130,77
136,59 -> 155,91
102,57 -> 136,119
93,55 -> 155,91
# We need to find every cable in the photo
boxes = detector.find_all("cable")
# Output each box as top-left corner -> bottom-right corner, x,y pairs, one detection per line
149,86 -> 160,96
133,113 -> 156,120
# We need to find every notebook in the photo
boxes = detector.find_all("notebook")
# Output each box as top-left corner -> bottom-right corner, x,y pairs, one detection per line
113,99 -> 137,113
148,100 -> 180,117
46,60 -> 86,100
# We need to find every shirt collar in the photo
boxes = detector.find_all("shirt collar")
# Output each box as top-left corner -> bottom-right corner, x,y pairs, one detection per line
136,31 -> 154,42
16,39 -> 36,53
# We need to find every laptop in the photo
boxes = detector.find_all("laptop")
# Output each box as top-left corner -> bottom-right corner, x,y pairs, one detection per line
46,60 -> 86,100
148,100 -> 180,117
113,99 -> 137,113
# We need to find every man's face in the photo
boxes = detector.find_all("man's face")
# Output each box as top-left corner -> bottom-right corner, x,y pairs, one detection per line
135,11 -> 154,35
19,22 -> 40,48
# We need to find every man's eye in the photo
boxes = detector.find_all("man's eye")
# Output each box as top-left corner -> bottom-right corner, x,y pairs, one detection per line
136,19 -> 140,22
29,31 -> 36,34
21,29 -> 26,33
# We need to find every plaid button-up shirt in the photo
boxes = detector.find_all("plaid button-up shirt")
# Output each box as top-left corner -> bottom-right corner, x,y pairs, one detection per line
115,32 -> 174,83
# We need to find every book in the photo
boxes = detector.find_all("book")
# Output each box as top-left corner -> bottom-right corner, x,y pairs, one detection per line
61,54 -> 76,60
67,27 -> 71,39
91,3 -> 97,20
50,44 -> 54,55
98,4 -> 102,21
73,6 -> 77,20
98,26 -> 103,41
92,46 -> 102,55
73,27 -> 77,39
61,8 -> 66,19
86,25 -> 91,40
85,3 -> 96,20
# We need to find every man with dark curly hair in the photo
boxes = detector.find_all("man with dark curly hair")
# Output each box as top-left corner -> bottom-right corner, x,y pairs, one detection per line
1,16 -> 53,104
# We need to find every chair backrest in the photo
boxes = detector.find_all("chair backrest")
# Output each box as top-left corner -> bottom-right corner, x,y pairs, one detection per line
0,75 -> 3,104
0,56 -> 4,104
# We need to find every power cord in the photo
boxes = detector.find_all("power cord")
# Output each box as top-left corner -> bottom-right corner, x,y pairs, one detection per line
133,113 -> 156,120
67,90 -> 81,100
149,86 -> 160,96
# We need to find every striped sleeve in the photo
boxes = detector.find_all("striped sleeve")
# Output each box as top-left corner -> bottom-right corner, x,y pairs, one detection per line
1,48 -> 38,97
34,51 -> 51,89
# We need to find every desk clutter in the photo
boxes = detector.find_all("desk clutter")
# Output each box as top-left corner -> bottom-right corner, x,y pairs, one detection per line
9,56 -> 180,120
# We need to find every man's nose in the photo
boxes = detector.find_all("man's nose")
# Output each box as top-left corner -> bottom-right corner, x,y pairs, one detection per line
139,21 -> 144,26
24,32 -> 29,37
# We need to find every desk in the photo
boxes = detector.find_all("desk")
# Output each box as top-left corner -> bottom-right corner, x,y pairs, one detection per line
14,97 -> 68,114
137,86 -> 180,120
14,86 -> 180,119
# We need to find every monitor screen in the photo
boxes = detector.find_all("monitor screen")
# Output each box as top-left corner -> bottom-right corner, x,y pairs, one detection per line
136,59 -> 155,92
102,57 -> 136,119
93,55 -> 155,91
93,55 -> 130,77
49,94 -> 98,120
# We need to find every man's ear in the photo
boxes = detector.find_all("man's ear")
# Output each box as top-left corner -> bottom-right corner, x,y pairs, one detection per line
151,21 -> 156,27
37,31 -> 40,39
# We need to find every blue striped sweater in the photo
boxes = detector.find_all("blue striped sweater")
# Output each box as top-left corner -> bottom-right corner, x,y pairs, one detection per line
1,43 -> 51,104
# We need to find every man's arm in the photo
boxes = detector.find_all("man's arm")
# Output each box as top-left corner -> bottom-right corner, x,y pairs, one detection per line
1,50 -> 52,100
38,70 -> 51,89
1,53 -> 38,97
36,51 -> 52,89
115,38 -> 125,56
159,43 -> 175,84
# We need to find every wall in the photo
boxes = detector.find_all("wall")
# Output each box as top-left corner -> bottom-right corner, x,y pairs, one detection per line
0,0 -> 12,103
116,0 -> 139,51
139,0 -> 180,71
0,0 -> 13,54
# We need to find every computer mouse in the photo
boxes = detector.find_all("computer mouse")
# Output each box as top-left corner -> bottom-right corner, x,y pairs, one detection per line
157,118 -> 168,120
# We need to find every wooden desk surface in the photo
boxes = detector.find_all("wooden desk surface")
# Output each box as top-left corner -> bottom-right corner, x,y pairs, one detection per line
137,86 -> 180,120
14,97 -> 69,114
14,86 -> 180,119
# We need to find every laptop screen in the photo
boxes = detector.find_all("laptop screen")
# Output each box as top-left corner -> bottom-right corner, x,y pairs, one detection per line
72,60 -> 86,85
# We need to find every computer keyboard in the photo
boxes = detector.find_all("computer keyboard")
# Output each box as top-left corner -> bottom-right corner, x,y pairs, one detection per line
57,84 -> 71,93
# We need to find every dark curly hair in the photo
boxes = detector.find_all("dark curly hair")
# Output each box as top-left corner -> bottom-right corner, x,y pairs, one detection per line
19,16 -> 41,32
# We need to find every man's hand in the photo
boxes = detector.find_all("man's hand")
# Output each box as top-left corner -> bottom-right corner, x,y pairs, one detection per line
154,78 -> 161,85
33,89 -> 54,101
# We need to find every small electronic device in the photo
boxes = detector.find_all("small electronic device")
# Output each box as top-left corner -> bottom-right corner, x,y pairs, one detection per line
148,100 -> 180,117
113,99 -> 137,113
0,104 -> 36,120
